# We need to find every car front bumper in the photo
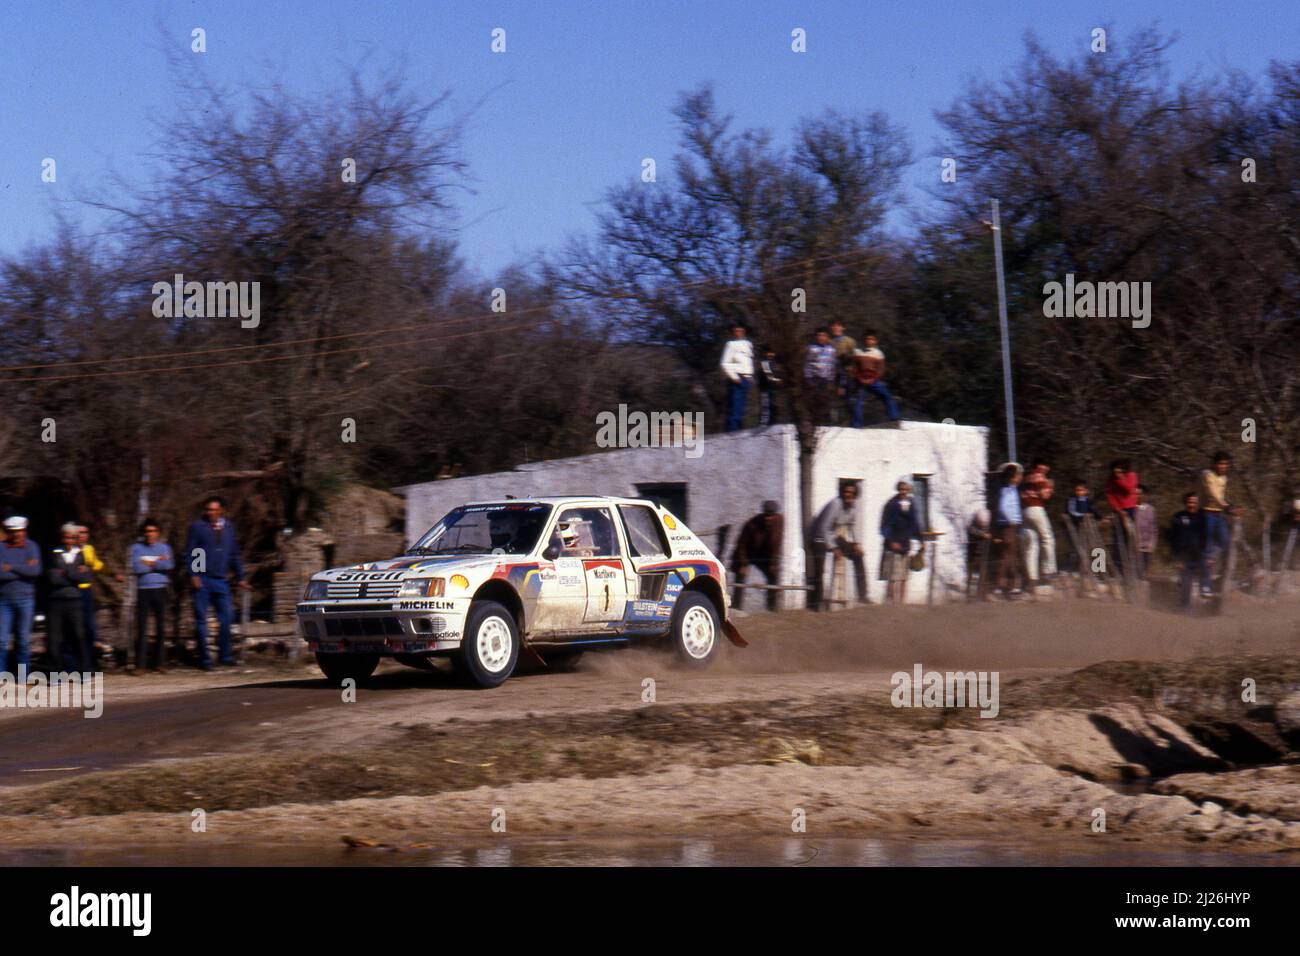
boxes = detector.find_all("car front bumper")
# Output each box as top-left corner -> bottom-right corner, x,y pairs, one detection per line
295,600 -> 467,654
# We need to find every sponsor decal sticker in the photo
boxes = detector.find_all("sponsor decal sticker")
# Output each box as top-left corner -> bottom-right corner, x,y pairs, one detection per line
335,570 -> 407,582
397,599 -> 457,611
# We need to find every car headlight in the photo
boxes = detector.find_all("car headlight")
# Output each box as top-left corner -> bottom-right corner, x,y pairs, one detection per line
399,577 -> 445,597
302,580 -> 328,600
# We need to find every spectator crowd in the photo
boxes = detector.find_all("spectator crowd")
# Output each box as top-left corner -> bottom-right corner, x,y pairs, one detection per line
979,450 -> 1278,610
0,496 -> 249,675
720,322 -> 901,432
729,449 -> 1299,614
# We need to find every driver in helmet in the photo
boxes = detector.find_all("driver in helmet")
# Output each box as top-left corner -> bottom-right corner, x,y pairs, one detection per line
557,520 -> 580,551
489,512 -> 521,551
552,519 -> 594,556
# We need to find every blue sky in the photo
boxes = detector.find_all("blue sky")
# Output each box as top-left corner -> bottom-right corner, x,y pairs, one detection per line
3,0 -> 1298,278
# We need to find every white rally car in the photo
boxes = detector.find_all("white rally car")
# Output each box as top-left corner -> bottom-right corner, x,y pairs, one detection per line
297,496 -> 746,688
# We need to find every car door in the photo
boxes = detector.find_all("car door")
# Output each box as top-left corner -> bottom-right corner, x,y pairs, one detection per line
529,528 -> 587,635
617,503 -> 678,623
550,505 -> 630,625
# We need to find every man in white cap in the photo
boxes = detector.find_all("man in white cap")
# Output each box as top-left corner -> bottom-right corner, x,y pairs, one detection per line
0,516 -> 42,672
879,480 -> 924,604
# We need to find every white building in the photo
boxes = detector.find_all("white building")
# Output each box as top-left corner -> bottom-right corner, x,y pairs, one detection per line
397,422 -> 989,606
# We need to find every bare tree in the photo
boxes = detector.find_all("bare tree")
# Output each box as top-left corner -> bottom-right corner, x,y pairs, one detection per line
919,28 -> 1298,550
559,87 -> 911,601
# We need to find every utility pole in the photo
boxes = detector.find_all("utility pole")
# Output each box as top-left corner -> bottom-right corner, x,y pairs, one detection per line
990,199 -> 1017,463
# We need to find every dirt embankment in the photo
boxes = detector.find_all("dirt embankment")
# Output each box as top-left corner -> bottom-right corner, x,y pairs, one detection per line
0,599 -> 1297,856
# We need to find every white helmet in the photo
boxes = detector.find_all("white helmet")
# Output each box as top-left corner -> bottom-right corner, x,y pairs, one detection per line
489,513 -> 519,550
558,522 -> 579,549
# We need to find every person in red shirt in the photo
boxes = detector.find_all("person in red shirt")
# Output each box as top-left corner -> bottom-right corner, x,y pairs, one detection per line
1106,459 -> 1139,514
1105,459 -> 1140,575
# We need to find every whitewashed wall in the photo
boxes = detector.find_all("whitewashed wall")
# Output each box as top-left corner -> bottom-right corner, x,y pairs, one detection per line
399,427 -> 791,558
397,422 -> 987,607
803,422 -> 988,605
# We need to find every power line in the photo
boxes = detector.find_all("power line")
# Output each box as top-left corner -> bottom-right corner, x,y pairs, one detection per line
0,244 -> 888,383
0,316 -> 563,384
0,304 -> 556,374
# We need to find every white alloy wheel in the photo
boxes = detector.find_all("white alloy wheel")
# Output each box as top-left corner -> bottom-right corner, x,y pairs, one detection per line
679,605 -> 716,659
476,615 -> 514,673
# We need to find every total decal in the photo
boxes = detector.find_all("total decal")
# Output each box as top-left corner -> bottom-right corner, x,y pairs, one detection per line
333,569 -> 407,582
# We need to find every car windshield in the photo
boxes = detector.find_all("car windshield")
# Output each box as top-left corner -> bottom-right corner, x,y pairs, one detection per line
410,503 -> 552,556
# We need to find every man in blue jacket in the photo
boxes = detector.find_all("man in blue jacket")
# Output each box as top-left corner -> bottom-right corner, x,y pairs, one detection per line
130,518 -> 175,671
995,463 -> 1026,597
880,481 -> 924,604
1168,492 -> 1211,610
0,516 -> 42,673
183,497 -> 249,669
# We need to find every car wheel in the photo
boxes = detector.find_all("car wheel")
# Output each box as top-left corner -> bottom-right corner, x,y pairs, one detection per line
316,652 -> 380,685
670,591 -> 721,667
458,600 -> 520,688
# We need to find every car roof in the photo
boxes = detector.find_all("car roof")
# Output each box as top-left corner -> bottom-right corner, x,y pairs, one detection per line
464,495 -> 663,509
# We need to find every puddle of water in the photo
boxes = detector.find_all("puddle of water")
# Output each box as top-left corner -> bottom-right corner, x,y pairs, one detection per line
0,836 -> 1283,867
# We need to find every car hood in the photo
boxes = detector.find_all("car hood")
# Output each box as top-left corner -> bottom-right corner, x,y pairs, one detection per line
313,554 -> 504,582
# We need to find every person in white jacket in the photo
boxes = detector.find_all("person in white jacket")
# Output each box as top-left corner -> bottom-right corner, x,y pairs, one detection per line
719,322 -> 755,432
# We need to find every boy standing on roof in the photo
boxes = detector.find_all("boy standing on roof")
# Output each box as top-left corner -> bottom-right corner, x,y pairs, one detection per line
850,329 -> 901,425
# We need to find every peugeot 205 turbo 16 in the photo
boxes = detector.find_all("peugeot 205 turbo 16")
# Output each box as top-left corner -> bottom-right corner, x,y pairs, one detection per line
297,496 -> 747,688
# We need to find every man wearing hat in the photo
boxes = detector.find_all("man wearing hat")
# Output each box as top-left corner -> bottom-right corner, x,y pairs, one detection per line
731,500 -> 784,611
880,480 -> 924,604
0,516 -> 42,673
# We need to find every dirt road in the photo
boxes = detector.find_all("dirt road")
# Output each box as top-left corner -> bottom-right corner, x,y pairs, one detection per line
1,597 -> 1297,863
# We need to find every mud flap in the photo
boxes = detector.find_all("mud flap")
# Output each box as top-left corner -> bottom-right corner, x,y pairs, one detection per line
722,618 -> 748,647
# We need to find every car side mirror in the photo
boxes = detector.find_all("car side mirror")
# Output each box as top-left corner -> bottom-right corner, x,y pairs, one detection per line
543,544 -> 561,561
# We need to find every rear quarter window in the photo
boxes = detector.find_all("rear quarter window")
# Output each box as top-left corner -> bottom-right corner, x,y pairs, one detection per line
619,505 -> 671,558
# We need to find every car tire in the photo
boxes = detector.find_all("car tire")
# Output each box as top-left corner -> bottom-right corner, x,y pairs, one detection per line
457,600 -> 520,688
316,652 -> 380,685
670,591 -> 722,667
